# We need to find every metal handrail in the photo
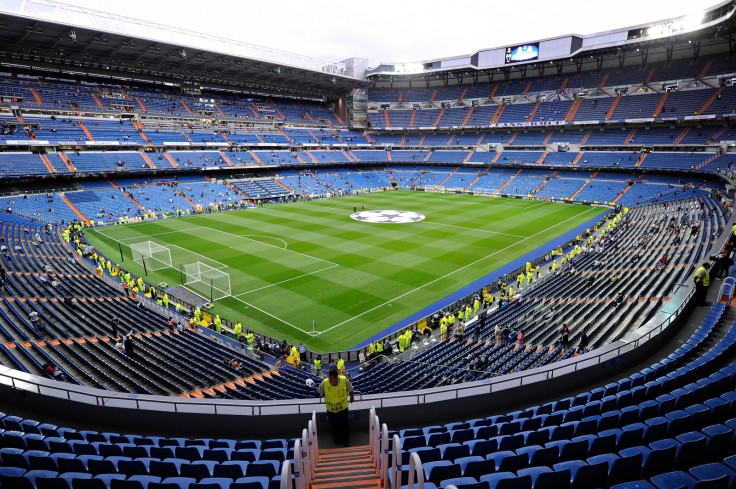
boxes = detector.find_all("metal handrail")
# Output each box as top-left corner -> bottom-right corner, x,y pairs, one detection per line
390,434 -> 401,489
368,406 -> 377,460
281,411 -> 316,489
309,411 -> 318,479
293,437 -> 304,489
280,457 -> 293,489
406,452 -> 426,489
380,424 -> 391,488
303,429 -> 312,489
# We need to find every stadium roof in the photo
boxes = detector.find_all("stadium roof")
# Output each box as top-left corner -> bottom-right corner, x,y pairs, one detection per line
367,0 -> 736,80
0,0 -> 366,99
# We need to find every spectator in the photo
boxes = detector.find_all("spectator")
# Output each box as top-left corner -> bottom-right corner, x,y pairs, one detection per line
454,320 -> 465,342
230,358 -> 242,371
715,251 -> 733,279
559,324 -> 569,353
110,316 -> 119,338
29,310 -> 46,336
124,333 -> 135,358
577,331 -> 589,354
43,363 -> 67,381
63,296 -> 77,312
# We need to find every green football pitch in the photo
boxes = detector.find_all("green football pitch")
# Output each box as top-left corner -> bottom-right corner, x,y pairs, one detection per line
84,191 -> 605,351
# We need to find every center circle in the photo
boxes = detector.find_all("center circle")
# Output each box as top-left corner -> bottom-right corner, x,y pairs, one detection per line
350,209 -> 426,224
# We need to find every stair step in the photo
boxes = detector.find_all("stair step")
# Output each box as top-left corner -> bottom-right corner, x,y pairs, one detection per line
318,454 -> 373,462
314,469 -> 379,479
316,458 -> 373,468
317,460 -> 374,471
312,482 -> 382,489
319,451 -> 372,460
318,447 -> 370,459
312,445 -> 380,489
312,476 -> 382,487
320,445 -> 370,453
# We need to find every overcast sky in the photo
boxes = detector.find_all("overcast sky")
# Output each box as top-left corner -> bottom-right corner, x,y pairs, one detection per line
26,0 -> 726,67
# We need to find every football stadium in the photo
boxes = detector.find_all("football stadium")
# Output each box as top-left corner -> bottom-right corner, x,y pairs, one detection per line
1,0 -> 736,488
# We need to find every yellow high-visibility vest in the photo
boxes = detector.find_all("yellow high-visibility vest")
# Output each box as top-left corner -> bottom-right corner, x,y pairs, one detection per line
693,266 -> 710,287
323,376 -> 348,413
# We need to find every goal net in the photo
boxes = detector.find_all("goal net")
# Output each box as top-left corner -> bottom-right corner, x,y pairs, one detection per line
182,261 -> 231,301
131,241 -> 172,271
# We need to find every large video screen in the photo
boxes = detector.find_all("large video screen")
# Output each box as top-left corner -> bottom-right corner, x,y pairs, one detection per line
504,43 -> 540,64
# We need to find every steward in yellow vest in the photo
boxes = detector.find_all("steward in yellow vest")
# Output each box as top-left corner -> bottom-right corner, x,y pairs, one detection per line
317,366 -> 354,446
692,263 -> 711,306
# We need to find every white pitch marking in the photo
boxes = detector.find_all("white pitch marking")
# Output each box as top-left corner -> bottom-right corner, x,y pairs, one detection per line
97,222 -> 334,333
428,221 -> 526,238
313,207 -> 601,337
97,227 -> 228,270
227,296 -> 303,332
241,235 -> 288,249
166,243 -> 228,270
94,227 -> 202,242
233,264 -> 339,296
183,225 -> 338,267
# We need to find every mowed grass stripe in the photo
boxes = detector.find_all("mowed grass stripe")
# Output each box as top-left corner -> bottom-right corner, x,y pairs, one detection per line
85,192 -> 605,351
96,224 -> 333,294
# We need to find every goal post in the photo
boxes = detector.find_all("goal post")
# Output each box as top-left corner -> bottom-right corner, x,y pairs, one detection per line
182,261 -> 231,301
130,241 -> 172,271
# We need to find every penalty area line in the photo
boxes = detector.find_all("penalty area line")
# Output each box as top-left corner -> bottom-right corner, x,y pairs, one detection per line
94,227 -> 202,242
227,296 -> 309,334
166,243 -> 228,270
232,264 -> 339,297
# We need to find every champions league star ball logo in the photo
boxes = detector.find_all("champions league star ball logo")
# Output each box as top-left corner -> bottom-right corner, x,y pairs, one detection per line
350,210 -> 426,224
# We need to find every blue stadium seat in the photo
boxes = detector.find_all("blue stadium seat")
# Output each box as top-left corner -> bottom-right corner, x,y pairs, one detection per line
0,466 -> 27,477
111,476 -> 161,489
245,460 -> 278,479
519,466 -> 571,489
690,462 -> 736,488
554,459 -> 607,489
650,470 -> 698,489
230,476 -> 271,489
440,477 -> 484,489
0,472 -> 36,489
424,460 -> 461,485
191,479 -> 232,489
214,462 -> 247,479
675,431 -> 707,469
610,482 -> 656,489
701,424 -> 734,461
